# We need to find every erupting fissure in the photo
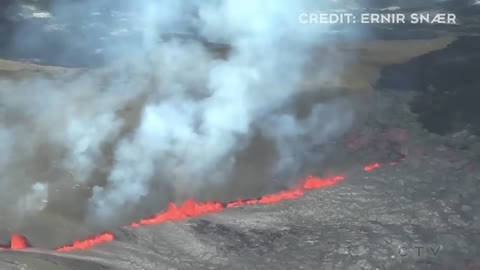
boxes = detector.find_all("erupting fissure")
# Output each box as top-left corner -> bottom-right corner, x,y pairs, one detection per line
0,234 -> 29,250
56,233 -> 115,252
1,160 -> 390,253
363,162 -> 381,171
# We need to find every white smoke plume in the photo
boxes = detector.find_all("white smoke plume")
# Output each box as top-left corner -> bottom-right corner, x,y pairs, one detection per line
0,0 -> 359,231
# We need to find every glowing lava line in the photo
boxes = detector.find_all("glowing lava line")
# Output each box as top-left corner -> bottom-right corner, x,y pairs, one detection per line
129,200 -> 224,228
56,233 -> 114,252
10,234 -> 28,250
303,175 -> 345,189
363,162 -> 381,171
1,160 -> 394,252
0,234 -> 29,250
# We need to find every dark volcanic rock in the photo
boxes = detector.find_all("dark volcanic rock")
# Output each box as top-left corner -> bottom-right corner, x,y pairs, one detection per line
0,2 -> 479,270
376,36 -> 480,135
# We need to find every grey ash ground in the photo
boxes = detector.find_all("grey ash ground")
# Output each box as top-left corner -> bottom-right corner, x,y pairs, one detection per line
1,89 -> 479,270
1,2 -> 480,270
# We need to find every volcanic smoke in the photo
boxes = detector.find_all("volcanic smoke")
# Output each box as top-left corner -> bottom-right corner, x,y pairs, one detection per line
0,0 -> 360,231
0,0 -> 364,251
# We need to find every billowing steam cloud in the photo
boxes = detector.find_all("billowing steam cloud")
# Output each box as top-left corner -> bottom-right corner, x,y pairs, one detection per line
0,0 -> 357,231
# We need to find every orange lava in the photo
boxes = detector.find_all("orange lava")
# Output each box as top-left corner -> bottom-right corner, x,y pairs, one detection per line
0,174 -> 350,252
10,234 -> 28,250
56,232 -> 114,252
129,199 -> 223,227
363,162 -> 381,171
227,188 -> 305,208
1,159 -> 402,253
303,175 -> 345,189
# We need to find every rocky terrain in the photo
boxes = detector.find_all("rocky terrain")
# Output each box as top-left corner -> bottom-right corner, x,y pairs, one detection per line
0,1 -> 479,270
0,88 -> 479,270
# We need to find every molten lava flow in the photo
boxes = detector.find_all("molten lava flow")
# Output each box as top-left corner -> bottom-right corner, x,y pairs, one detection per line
303,175 -> 345,190
56,232 -> 114,252
258,188 -> 304,203
363,162 -> 381,171
226,199 -> 244,208
130,199 -> 224,227
226,188 -> 305,208
10,234 -> 28,250
0,158 -> 403,253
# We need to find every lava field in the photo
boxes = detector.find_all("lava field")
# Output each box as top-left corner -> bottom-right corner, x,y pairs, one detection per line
1,1 -> 480,270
